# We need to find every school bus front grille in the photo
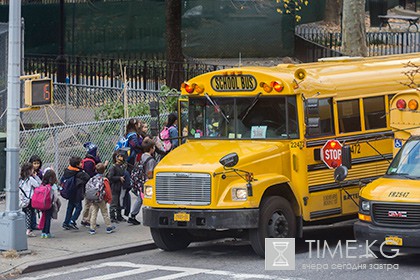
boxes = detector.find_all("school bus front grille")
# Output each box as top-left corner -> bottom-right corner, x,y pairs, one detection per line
372,203 -> 420,227
155,173 -> 211,205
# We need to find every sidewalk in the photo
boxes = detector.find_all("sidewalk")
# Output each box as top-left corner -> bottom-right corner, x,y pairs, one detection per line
0,196 -> 155,279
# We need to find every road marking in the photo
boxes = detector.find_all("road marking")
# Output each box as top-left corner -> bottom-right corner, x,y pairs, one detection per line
18,261 -> 305,280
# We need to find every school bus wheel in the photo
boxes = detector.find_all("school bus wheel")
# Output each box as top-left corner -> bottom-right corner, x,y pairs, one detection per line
150,228 -> 192,251
249,196 -> 296,257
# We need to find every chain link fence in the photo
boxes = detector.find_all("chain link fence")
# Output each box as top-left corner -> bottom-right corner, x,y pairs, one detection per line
20,83 -> 174,128
19,116 -> 162,180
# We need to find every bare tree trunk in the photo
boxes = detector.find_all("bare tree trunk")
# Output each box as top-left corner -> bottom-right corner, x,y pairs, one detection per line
342,0 -> 368,56
166,0 -> 184,90
324,0 -> 342,25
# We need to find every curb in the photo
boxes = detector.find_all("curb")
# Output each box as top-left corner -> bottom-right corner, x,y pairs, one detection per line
20,241 -> 157,274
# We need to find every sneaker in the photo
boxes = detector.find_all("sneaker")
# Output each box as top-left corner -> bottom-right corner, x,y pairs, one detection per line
81,221 -> 90,227
45,233 -> 54,238
69,221 -> 79,230
89,229 -> 96,235
117,216 -> 126,222
26,231 -> 36,237
40,233 -> 47,238
127,217 -> 141,225
62,224 -> 71,230
106,226 -> 116,234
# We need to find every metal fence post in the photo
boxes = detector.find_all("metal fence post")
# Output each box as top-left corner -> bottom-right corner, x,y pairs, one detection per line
65,77 -> 70,123
54,128 -> 59,173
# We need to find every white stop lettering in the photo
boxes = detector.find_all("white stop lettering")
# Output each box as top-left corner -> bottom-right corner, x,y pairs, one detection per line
325,149 -> 341,160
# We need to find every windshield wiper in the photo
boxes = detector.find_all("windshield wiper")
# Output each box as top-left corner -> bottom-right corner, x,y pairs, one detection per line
205,93 -> 229,124
241,92 -> 262,121
388,172 -> 417,180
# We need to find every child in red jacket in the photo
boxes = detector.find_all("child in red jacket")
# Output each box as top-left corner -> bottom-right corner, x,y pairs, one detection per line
88,163 -> 115,235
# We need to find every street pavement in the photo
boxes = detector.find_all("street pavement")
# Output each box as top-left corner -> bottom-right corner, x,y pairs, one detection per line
0,195 -> 155,279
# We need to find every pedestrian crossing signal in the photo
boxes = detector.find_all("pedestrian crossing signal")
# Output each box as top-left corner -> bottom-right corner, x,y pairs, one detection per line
24,78 -> 53,106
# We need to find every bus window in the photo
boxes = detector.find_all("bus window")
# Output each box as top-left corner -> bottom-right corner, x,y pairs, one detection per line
306,98 -> 334,138
338,99 -> 361,133
188,96 -> 298,139
363,96 -> 386,130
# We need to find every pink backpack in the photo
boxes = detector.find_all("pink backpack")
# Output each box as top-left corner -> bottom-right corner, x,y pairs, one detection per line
31,184 -> 52,211
160,126 -> 174,152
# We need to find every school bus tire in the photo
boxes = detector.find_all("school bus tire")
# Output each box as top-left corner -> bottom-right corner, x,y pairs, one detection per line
150,228 -> 192,251
249,196 -> 296,257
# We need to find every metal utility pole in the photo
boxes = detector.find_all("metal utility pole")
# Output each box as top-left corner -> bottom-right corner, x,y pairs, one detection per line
0,0 -> 27,251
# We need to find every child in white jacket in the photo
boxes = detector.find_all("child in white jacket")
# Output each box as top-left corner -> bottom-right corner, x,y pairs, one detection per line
19,162 -> 41,237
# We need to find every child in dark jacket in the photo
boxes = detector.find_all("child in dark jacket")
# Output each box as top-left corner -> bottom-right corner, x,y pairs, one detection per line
108,150 -> 128,223
61,156 -> 90,230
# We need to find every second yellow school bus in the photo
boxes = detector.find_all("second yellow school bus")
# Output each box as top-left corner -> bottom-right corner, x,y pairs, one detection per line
354,88 -> 420,256
142,53 -> 420,257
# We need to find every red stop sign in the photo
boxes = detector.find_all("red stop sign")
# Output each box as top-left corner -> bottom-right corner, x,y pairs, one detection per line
321,140 -> 343,169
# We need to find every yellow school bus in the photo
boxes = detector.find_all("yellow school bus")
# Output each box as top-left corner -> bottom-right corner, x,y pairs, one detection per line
142,53 -> 420,257
354,88 -> 420,255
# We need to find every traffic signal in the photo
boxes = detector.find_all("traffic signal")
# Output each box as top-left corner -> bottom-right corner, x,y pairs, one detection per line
24,78 -> 53,106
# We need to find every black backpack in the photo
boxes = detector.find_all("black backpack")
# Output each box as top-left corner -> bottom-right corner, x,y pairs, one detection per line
130,157 -> 153,195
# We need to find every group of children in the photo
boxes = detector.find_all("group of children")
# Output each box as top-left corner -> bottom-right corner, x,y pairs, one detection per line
17,115 -> 178,238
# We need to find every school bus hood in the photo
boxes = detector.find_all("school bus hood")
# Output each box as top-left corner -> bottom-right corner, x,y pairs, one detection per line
156,140 -> 287,172
360,177 -> 420,202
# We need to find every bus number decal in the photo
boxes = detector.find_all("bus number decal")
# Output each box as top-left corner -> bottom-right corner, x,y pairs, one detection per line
291,141 -> 304,149
350,143 -> 361,154
211,75 -> 257,92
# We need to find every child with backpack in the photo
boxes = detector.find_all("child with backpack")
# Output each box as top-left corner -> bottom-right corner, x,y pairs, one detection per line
33,169 -> 60,238
61,156 -> 90,230
85,163 -> 115,235
19,162 -> 41,237
80,142 -> 109,227
108,150 -> 128,223
159,113 -> 179,152
128,137 -> 157,225
29,155 -> 43,230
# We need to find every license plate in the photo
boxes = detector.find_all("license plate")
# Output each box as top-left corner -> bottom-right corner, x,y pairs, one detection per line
385,236 -> 403,246
174,212 -> 190,222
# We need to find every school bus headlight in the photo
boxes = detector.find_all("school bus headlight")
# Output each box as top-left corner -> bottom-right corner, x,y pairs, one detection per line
358,213 -> 372,222
408,99 -> 418,110
361,200 -> 370,211
271,81 -> 284,92
396,99 -> 406,110
232,188 -> 248,201
144,185 -> 153,198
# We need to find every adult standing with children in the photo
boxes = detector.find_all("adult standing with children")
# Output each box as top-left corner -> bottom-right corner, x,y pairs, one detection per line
166,113 -> 179,150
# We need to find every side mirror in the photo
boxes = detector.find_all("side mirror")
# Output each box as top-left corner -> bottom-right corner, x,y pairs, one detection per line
306,98 -> 320,116
342,145 -> 352,169
306,117 -> 321,136
219,152 -> 239,168
150,119 -> 159,137
149,101 -> 159,118
334,166 -> 348,182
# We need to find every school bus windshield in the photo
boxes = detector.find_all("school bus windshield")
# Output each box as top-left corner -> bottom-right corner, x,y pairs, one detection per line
386,138 -> 420,178
188,95 -> 299,139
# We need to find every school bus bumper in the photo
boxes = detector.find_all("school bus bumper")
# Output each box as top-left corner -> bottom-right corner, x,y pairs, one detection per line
142,207 -> 259,229
354,221 -> 420,253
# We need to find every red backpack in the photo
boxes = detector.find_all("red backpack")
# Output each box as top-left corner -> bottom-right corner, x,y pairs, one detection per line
31,184 -> 52,211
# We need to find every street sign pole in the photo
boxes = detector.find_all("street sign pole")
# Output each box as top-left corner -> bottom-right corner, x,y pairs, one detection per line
0,0 -> 27,251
